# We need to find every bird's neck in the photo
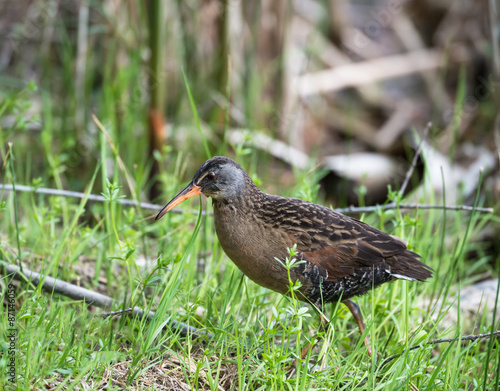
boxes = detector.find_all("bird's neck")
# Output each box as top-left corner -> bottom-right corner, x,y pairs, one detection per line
212,176 -> 265,212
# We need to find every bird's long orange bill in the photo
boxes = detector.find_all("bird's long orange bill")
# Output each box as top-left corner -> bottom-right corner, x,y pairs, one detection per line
155,183 -> 202,220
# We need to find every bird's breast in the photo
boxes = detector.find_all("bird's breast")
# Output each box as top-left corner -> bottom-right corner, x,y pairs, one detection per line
213,201 -> 300,295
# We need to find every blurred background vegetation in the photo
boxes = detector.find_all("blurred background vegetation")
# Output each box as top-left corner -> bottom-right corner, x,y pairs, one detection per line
1,0 -> 500,389
1,0 -> 498,204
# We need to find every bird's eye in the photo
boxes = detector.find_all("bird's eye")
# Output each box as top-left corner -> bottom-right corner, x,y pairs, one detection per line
207,172 -> 216,180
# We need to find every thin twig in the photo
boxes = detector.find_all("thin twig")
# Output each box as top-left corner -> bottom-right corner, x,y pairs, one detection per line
335,203 -> 494,214
0,183 -> 160,209
1,184 -> 493,214
380,330 -> 500,368
399,122 -> 431,197
296,49 -> 444,97
1,263 -> 213,339
0,184 -> 209,216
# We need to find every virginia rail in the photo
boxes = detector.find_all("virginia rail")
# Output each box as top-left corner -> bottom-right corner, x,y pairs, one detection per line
156,156 -> 433,357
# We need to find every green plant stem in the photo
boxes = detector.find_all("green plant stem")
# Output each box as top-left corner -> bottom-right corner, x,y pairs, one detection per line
182,68 -> 211,159
8,143 -> 22,271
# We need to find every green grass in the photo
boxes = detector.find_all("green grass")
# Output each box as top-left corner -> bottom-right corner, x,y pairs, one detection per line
1,112 -> 499,389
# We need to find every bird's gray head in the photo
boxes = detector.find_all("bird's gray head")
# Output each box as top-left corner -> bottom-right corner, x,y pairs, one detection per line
192,156 -> 246,201
155,156 -> 248,220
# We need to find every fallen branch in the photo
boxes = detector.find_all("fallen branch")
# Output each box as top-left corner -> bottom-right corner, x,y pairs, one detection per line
295,49 -> 444,97
98,307 -> 134,318
1,263 -> 213,339
380,330 -> 500,368
228,129 -> 310,170
1,184 -> 493,214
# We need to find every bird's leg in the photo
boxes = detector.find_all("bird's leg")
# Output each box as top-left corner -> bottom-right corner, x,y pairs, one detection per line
342,299 -> 372,356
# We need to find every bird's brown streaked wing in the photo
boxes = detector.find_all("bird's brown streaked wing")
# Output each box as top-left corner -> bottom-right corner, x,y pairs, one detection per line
290,205 -> 418,281
259,195 -> 431,282
334,214 -> 433,281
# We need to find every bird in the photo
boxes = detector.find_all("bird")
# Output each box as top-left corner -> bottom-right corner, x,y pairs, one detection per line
155,156 -> 433,359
